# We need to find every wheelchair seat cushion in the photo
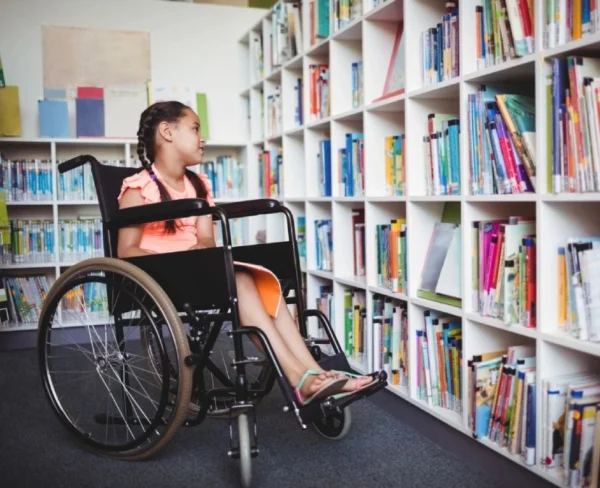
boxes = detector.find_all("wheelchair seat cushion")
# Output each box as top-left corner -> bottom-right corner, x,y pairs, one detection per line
117,166 -> 283,318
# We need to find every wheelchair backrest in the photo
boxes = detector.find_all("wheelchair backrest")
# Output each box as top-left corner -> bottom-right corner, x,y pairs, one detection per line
89,161 -> 140,257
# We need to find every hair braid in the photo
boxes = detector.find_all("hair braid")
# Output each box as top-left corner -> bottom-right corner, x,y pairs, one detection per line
135,101 -> 211,234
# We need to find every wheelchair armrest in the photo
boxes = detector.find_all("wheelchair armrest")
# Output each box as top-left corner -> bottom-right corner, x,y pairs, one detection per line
106,198 -> 220,229
216,198 -> 281,219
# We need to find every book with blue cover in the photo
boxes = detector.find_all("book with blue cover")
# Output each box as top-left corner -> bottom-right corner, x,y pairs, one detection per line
76,98 -> 105,137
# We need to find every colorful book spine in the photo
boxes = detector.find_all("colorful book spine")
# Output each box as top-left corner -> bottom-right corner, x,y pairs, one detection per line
548,57 -> 600,194
352,208 -> 365,277
315,219 -> 333,271
545,0 -> 599,49
416,310 -> 462,411
424,114 -> 461,195
318,139 -> 332,197
475,0 -> 534,70
338,132 -> 364,197
372,295 -> 409,386
266,86 -> 282,137
0,157 -> 54,202
471,217 -> 536,327
257,149 -> 283,198
58,159 -> 125,201
557,237 -> 600,342
385,134 -> 406,196
308,63 -> 330,120
375,219 -> 407,293
422,4 -> 460,86
200,156 -> 245,200
467,86 -> 536,195
352,60 -> 364,108
332,0 -> 363,32
343,288 -> 367,362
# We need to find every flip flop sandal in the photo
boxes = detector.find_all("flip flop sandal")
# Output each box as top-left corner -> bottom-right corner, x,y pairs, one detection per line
330,370 -> 375,395
294,369 -> 348,406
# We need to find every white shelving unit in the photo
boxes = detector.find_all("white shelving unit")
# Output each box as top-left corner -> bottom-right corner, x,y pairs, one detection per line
238,0 -> 600,486
0,137 -> 251,332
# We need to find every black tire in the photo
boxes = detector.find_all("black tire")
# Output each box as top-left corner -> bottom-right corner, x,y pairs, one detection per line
38,258 -> 193,460
312,407 -> 352,440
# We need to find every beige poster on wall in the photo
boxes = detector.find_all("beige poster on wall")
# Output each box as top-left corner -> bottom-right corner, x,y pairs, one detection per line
42,25 -> 151,90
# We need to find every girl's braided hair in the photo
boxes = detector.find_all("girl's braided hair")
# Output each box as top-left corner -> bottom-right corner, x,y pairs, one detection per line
136,101 -> 208,234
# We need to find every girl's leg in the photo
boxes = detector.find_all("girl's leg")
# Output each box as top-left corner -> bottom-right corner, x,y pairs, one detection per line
235,271 -> 339,398
272,295 -> 374,391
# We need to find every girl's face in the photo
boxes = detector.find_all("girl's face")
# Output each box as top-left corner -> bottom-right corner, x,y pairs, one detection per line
170,109 -> 205,165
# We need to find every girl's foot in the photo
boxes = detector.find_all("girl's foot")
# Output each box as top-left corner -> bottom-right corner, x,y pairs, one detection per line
294,370 -> 348,406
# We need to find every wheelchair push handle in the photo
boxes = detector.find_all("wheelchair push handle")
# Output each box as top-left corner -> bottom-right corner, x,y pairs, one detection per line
58,154 -> 101,174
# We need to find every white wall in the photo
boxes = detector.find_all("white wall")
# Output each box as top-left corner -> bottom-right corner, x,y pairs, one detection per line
0,0 -> 264,142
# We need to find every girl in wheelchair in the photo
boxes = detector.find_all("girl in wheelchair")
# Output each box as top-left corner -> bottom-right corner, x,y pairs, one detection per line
117,100 -> 374,407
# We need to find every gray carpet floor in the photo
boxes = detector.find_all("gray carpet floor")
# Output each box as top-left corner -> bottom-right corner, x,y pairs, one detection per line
0,348 -> 522,488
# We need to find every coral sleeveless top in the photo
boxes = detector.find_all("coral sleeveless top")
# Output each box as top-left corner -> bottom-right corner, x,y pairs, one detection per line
117,166 -> 282,318
117,166 -> 212,255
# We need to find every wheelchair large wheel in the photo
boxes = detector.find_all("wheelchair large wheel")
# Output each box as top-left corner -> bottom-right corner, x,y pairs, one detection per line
38,258 -> 193,460
312,407 -> 352,440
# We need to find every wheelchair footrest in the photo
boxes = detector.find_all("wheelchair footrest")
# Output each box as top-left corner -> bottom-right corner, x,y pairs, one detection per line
299,370 -> 388,424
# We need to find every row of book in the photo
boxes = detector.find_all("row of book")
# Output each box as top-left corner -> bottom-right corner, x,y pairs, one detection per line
266,85 -> 282,138
2,276 -> 51,325
0,157 -> 54,202
549,56 -> 600,194
540,372 -> 600,487
332,0 -> 362,34
472,216 -> 536,328
2,218 -> 105,265
268,1 -> 303,69
468,87 -> 536,195
475,0 -> 535,70
198,157 -> 245,201
372,296 -> 409,387
424,113 -> 461,196
351,60 -> 364,108
558,237 -> 600,342
385,134 -> 406,196
416,310 -> 462,412
58,159 -> 125,201
309,64 -> 330,121
422,2 -> 459,86
469,345 -> 536,465
376,218 -> 407,295
258,147 -> 283,198
544,0 -> 599,49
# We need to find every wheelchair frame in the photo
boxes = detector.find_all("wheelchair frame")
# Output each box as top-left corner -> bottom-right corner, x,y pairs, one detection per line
38,155 -> 387,486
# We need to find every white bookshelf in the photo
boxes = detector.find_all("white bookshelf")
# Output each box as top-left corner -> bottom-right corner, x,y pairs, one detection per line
238,0 -> 600,485
0,137 -> 253,332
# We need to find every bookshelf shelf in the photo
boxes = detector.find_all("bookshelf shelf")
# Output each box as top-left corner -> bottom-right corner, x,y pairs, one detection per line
240,0 -> 600,483
465,312 -> 538,340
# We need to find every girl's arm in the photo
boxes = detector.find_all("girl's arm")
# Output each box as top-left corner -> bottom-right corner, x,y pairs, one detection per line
190,214 -> 217,250
117,188 -> 154,258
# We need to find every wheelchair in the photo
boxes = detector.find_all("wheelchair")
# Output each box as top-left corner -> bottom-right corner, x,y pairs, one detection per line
37,155 -> 388,487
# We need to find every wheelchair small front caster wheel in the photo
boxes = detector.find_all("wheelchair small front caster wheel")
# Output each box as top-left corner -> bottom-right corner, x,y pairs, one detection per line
238,414 -> 252,488
312,406 -> 352,440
